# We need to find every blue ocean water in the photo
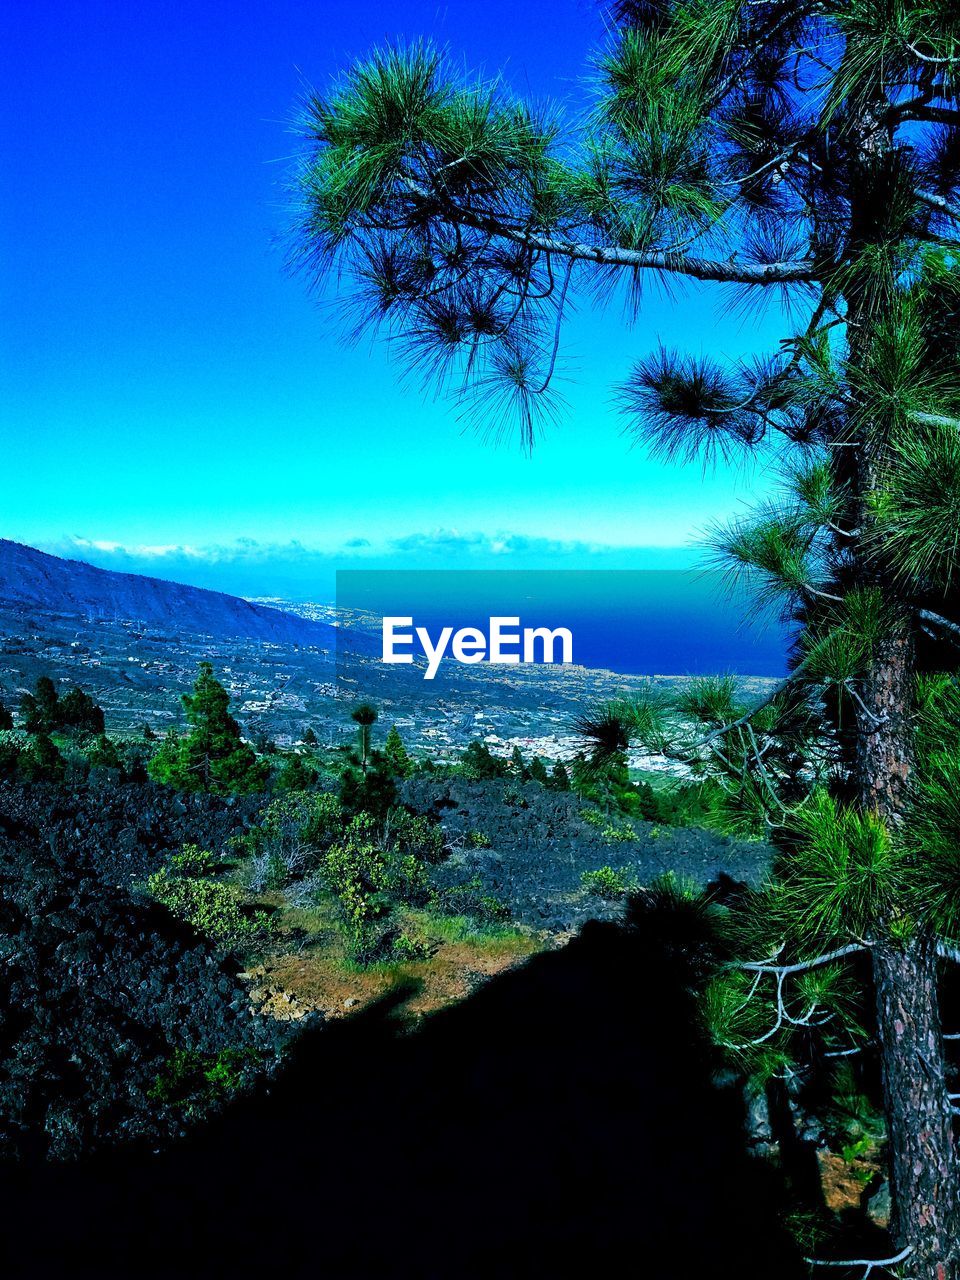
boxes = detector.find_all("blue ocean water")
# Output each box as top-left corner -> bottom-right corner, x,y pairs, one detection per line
337,570 -> 790,678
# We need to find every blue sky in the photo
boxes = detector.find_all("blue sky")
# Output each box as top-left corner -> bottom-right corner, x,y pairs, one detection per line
2,0 -> 788,595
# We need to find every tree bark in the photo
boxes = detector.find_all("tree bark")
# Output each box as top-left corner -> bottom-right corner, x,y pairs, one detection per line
849,554 -> 960,1280
872,937 -> 960,1280
839,55 -> 960,1274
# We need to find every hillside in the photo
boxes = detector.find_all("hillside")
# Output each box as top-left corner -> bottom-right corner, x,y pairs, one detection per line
0,540 -> 337,648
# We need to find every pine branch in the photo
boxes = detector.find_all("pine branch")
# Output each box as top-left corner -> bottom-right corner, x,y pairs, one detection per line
405,185 -> 819,284
740,942 -> 868,977
916,189 -> 960,222
900,103 -> 960,126
917,609 -> 960,648
693,674 -> 800,748
803,1245 -> 912,1278
911,410 -> 960,429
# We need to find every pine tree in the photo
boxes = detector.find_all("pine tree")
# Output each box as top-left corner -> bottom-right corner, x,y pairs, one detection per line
21,676 -> 59,734
0,700 -> 12,732
87,734 -> 122,771
460,740 -> 507,780
509,745 -> 529,781
148,663 -> 268,795
550,761 -> 571,792
20,732 -> 65,783
384,724 -> 414,778
275,753 -> 319,791
291,9 -> 960,1274
529,755 -> 550,786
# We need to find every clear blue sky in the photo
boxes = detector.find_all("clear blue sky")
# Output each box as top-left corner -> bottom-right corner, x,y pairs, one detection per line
2,0 -> 787,593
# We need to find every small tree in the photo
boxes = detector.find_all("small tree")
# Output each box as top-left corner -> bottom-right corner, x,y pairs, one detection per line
549,761 -> 571,792
384,724 -> 414,778
20,732 -> 64,783
302,726 -> 318,747
350,703 -> 378,773
148,663 -> 268,795
87,734 -> 122,771
58,687 -> 105,735
529,756 -> 550,786
20,676 -> 59,734
19,679 -> 103,736
509,745 -> 529,781
460,740 -> 507,780
0,700 -> 12,732
275,753 -> 319,791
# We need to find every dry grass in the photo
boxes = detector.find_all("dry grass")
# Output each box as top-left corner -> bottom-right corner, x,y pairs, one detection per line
242,892 -> 545,1024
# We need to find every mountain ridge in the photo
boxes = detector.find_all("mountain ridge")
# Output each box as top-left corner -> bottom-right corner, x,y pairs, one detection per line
0,539 -> 338,648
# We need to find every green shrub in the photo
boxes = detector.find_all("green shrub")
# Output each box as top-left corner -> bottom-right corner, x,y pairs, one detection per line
0,736 -> 21,779
275,753 -> 319,791
580,866 -> 636,898
431,877 -> 511,923
147,869 -> 271,942
170,844 -> 217,877
87,734 -> 123,770
465,829 -> 492,848
387,808 -> 445,864
148,1047 -> 259,1106
321,807 -> 449,963
19,732 -> 65,782
501,783 -> 527,808
243,790 -> 343,891
600,821 -> 637,843
392,931 -> 431,961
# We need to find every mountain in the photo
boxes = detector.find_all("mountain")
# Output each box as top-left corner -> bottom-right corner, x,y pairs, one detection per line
0,540 -> 339,648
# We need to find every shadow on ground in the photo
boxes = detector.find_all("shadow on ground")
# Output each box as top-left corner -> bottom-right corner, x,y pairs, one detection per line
1,905 -> 804,1280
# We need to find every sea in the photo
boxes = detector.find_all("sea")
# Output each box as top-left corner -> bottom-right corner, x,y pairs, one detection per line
335,569 -> 791,678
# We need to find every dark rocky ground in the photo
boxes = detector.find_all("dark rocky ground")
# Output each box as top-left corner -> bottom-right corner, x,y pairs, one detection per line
0,800 -> 277,1163
406,776 -> 773,933
0,776 -> 800,1277
0,780 -> 263,885
0,900 -> 803,1280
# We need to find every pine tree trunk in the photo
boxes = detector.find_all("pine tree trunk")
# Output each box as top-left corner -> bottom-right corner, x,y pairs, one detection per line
872,936 -> 959,1280
854,629 -> 960,1278
839,56 -> 960,1272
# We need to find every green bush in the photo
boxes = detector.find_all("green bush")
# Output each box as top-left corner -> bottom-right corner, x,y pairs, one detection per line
19,732 -> 65,782
580,866 -> 636,899
148,1047 -> 259,1106
431,877 -> 511,923
322,809 -> 450,961
391,931 -> 431,961
147,869 -> 271,942
0,736 -> 21,779
275,753 -> 320,791
388,809 -> 445,864
170,844 -> 217,876
601,821 -> 637,843
242,791 -> 343,891
465,829 -> 491,848
87,733 -> 123,771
